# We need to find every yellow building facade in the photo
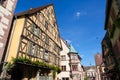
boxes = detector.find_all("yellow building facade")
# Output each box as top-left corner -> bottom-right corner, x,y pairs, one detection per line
5,4 -> 62,80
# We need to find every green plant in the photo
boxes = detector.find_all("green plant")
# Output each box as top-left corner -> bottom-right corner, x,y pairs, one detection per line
48,65 -> 54,69
12,57 -> 32,64
53,70 -> 56,79
84,76 -> 88,80
33,60 -> 42,66
5,62 -> 14,71
24,58 -> 32,64
12,57 -> 24,63
54,66 -> 61,73
11,57 -> 61,74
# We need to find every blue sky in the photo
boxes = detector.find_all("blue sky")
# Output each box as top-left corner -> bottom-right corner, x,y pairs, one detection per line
15,0 -> 106,66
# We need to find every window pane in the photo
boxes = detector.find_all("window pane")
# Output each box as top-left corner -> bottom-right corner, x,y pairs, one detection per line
34,27 -> 37,35
28,42 -> 35,55
66,78 -> 69,80
38,29 -> 41,38
31,24 -> 35,32
45,36 -> 49,44
71,55 -> 76,60
36,46 -> 40,58
72,65 -> 78,71
43,50 -> 49,61
61,55 -> 66,61
61,66 -> 66,71
45,21 -> 48,29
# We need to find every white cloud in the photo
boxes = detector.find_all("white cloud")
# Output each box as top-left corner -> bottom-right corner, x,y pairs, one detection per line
75,11 -> 87,18
76,12 -> 81,17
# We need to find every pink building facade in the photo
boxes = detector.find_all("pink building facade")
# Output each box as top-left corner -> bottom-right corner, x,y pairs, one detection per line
0,0 -> 17,75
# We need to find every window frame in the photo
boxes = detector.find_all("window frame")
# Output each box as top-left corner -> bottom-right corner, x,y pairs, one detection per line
61,55 -> 66,61
71,54 -> 76,60
28,42 -> 35,56
45,35 -> 49,44
45,21 -> 48,29
43,50 -> 49,61
62,78 -> 69,80
71,65 -> 78,71
35,45 -> 40,58
61,65 -> 66,71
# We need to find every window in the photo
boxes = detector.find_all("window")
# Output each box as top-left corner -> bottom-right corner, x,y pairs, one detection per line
45,21 -> 48,29
28,42 -> 35,55
92,72 -> 95,77
53,54 -> 55,63
38,29 -> 41,38
34,27 -> 38,35
61,55 -> 66,61
51,9 -> 54,16
71,55 -> 76,60
31,24 -> 35,32
47,11 -> 50,19
72,65 -> 78,71
53,22 -> 56,27
35,46 -> 40,58
56,47 -> 59,53
61,66 -> 66,71
53,43 -> 57,51
62,78 -> 69,80
43,50 -> 49,61
31,24 -> 38,35
31,24 -> 42,38
45,36 -> 49,44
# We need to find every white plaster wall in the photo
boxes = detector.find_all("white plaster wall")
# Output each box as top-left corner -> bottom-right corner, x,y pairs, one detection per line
77,57 -> 85,80
57,39 -> 71,79
60,39 -> 70,71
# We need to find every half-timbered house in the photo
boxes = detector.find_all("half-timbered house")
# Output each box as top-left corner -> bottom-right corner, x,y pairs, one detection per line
5,4 -> 62,80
